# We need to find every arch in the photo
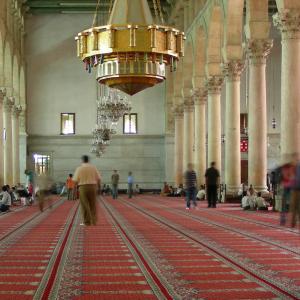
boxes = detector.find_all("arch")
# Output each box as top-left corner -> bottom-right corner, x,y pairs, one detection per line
12,55 -> 20,100
206,4 -> 224,76
173,59 -> 183,104
275,0 -> 300,10
223,0 -> 244,61
194,25 -> 207,88
245,0 -> 270,39
182,41 -> 194,97
3,40 -> 13,93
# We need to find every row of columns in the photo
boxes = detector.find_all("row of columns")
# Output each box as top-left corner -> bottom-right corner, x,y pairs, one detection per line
173,38 -> 273,193
0,88 -> 22,186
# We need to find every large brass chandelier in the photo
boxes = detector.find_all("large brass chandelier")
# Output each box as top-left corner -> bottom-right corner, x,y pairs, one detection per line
75,0 -> 185,95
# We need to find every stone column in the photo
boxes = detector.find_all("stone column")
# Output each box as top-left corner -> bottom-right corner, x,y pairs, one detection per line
206,76 -> 224,172
12,105 -> 22,185
0,89 -> 5,186
274,11 -> 300,157
193,88 -> 207,186
183,97 -> 194,171
246,39 -> 273,191
174,104 -> 184,186
223,61 -> 244,194
3,97 -> 14,185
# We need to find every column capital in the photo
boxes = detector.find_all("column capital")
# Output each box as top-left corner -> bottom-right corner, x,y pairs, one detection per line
183,97 -> 194,112
3,97 -> 15,113
246,39 -> 273,65
273,10 -> 300,40
173,104 -> 184,118
12,105 -> 22,118
222,60 -> 245,82
205,76 -> 224,94
192,88 -> 207,105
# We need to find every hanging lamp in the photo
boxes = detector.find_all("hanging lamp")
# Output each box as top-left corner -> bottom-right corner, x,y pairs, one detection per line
75,0 -> 185,95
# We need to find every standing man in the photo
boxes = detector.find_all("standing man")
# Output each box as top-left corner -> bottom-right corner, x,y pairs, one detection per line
205,162 -> 220,208
66,174 -> 75,200
73,155 -> 101,226
184,163 -> 197,210
127,171 -> 134,199
111,170 -> 120,199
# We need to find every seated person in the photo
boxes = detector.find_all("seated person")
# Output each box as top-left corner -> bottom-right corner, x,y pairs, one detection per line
255,192 -> 269,211
174,184 -> 184,197
161,182 -> 171,196
167,186 -> 175,197
134,184 -> 141,194
196,185 -> 206,201
242,190 -> 256,210
247,184 -> 257,197
0,185 -> 12,212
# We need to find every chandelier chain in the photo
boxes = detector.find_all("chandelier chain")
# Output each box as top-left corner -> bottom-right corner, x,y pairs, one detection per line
108,0 -> 114,17
156,0 -> 165,24
92,0 -> 102,27
152,0 -> 159,22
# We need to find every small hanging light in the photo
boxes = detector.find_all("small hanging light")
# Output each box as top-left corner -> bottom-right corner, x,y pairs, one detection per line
272,117 -> 276,129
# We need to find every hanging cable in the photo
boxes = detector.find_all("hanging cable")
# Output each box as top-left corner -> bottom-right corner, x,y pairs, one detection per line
152,0 -> 159,22
92,0 -> 102,27
108,0 -> 114,19
156,0 -> 165,24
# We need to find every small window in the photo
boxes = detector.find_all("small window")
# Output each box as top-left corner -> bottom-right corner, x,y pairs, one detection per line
33,154 -> 51,175
61,113 -> 75,135
123,113 -> 137,134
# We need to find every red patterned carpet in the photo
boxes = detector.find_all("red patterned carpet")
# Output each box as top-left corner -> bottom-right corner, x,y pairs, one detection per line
1,195 -> 300,299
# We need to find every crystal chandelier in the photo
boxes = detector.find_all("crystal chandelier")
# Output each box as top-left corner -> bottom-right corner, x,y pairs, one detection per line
99,89 -> 131,124
91,87 -> 131,157
75,0 -> 185,96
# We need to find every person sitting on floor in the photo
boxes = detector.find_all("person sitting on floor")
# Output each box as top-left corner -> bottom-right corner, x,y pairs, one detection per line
161,182 -> 171,196
196,185 -> 206,201
0,185 -> 12,212
247,184 -> 257,196
241,191 -> 256,210
255,192 -> 269,211
174,184 -> 185,197
134,184 -> 141,194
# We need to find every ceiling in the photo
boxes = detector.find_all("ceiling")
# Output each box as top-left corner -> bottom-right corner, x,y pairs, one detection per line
23,0 -> 172,16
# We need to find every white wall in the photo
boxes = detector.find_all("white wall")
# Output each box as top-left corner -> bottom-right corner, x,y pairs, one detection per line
25,13 -> 167,187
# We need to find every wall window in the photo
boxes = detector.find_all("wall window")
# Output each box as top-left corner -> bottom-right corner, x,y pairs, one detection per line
61,113 -> 75,135
33,154 -> 51,175
123,113 -> 137,134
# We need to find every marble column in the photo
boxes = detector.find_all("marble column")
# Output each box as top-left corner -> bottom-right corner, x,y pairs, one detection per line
174,104 -> 184,186
223,61 -> 244,194
3,97 -> 14,185
183,97 -> 194,171
246,39 -> 273,191
193,88 -> 207,186
12,105 -> 22,185
0,89 -> 5,186
274,11 -> 300,157
206,76 -> 224,172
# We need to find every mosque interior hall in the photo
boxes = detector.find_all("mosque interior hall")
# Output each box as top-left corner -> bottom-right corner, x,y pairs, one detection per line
1,0 -> 300,299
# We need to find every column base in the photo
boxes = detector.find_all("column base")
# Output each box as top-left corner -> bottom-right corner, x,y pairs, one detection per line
253,185 -> 268,193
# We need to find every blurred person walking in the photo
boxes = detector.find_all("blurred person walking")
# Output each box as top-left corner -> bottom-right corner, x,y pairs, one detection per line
184,163 -> 197,210
36,173 -> 53,212
128,172 -> 134,199
111,170 -> 120,199
73,155 -> 101,226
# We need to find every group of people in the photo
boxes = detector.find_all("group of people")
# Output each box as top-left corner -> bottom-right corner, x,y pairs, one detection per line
240,185 -> 270,211
182,162 -> 220,210
161,182 -> 184,197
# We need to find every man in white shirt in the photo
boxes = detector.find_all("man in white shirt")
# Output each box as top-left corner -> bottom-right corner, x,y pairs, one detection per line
73,155 -> 101,226
196,185 -> 206,201
0,186 -> 11,212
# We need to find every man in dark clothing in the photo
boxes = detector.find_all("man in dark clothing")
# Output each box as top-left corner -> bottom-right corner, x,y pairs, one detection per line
205,162 -> 220,208
184,163 -> 197,210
